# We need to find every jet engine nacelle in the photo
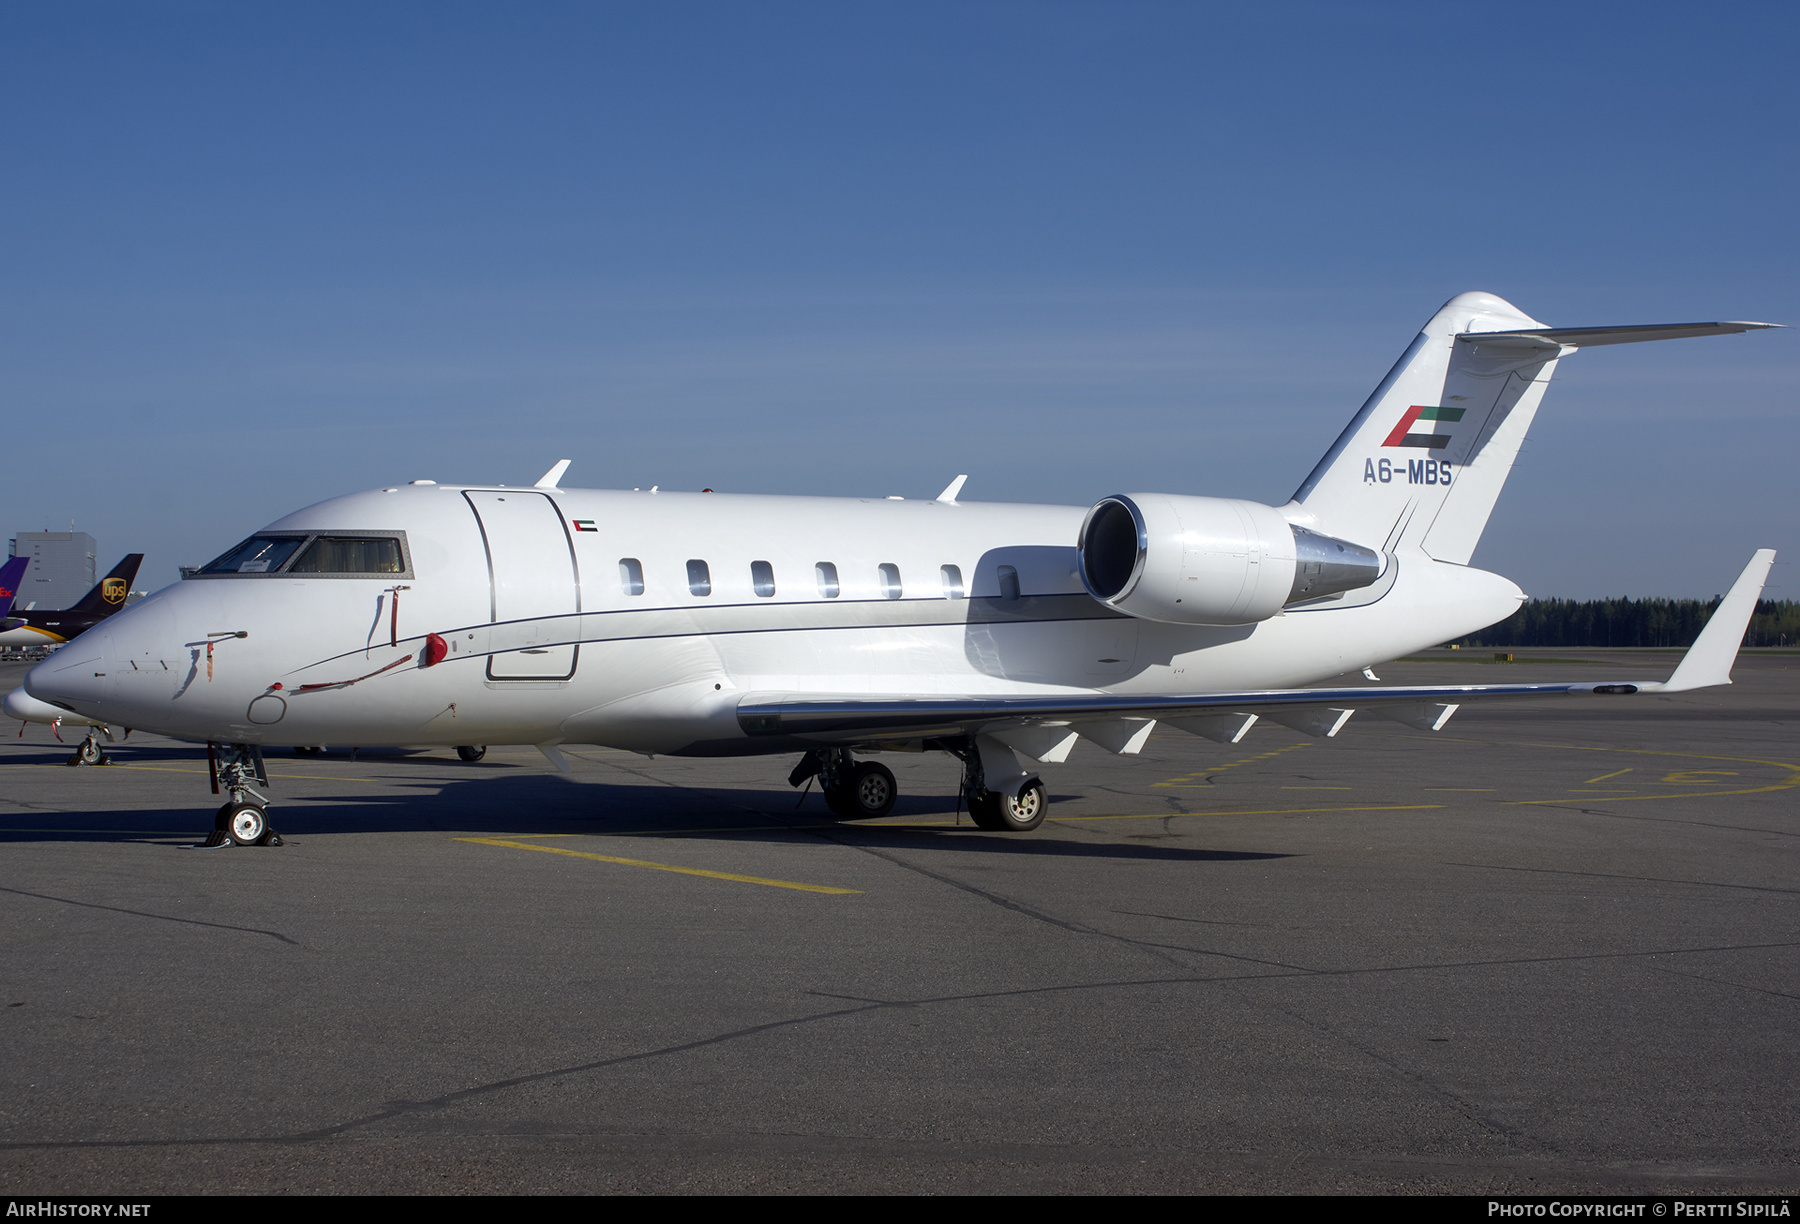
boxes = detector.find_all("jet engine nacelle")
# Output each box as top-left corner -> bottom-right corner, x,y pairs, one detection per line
1078,493 -> 1381,625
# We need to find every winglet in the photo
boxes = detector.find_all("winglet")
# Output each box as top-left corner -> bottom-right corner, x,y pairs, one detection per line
936,475 -> 968,504
1656,549 -> 1777,693
535,459 -> 573,489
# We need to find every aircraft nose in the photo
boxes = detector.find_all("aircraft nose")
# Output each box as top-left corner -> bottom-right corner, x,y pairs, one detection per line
24,631 -> 114,716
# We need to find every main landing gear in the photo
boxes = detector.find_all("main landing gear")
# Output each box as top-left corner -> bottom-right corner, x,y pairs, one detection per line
786,739 -> 1048,831
947,738 -> 1047,832
455,746 -> 487,762
788,748 -> 897,819
200,742 -> 282,848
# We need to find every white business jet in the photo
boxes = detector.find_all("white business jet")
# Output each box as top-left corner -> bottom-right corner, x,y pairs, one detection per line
13,292 -> 1781,847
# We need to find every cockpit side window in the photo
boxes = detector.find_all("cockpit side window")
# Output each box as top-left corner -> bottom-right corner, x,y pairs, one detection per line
199,535 -> 309,575
289,537 -> 405,574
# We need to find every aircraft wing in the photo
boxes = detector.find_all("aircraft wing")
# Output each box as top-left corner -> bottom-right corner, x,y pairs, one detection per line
740,679 -> 1624,746
738,550 -> 1775,752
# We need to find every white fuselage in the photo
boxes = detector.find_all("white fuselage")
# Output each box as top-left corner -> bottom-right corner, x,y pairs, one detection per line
23,483 -> 1523,754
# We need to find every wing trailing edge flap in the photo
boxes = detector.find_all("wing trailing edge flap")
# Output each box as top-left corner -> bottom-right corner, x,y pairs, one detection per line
1164,713 -> 1258,744
736,682 -> 1605,745
997,703 -> 1449,752
987,724 -> 1079,764
989,717 -> 1156,762
1264,707 -> 1356,739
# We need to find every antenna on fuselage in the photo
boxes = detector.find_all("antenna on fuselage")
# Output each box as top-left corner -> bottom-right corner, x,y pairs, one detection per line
535,459 -> 572,489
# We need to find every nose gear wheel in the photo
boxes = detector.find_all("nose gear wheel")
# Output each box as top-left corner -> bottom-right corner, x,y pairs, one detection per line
196,743 -> 282,848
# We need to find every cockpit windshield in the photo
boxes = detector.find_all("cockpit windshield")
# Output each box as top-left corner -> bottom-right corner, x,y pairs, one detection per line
289,537 -> 404,574
193,532 -> 409,577
199,535 -> 309,575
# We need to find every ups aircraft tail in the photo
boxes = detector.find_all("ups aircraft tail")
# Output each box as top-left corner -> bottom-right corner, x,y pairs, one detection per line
1285,291 -> 1780,559
66,554 -> 143,618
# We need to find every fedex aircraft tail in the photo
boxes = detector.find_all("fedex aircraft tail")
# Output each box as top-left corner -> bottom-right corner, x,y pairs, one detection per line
66,554 -> 144,618
0,555 -> 28,619
1285,291 -> 1779,562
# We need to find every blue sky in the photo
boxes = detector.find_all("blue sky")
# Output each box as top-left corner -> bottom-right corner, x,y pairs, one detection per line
2,2 -> 1793,598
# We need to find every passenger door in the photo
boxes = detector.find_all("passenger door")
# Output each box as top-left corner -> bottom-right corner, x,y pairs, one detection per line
463,490 -> 580,680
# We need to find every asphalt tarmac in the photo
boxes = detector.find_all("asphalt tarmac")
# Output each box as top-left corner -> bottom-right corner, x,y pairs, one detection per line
1,649 -> 1796,1195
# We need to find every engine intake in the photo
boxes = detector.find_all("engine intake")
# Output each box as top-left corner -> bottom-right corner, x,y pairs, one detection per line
1078,494 -> 1381,625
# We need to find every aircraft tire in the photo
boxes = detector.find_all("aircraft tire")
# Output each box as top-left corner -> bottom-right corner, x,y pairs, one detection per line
966,793 -> 1006,830
77,738 -> 103,765
456,746 -> 487,762
224,802 -> 268,847
822,784 -> 856,818
820,761 -> 897,819
847,761 -> 897,818
969,781 -> 1046,832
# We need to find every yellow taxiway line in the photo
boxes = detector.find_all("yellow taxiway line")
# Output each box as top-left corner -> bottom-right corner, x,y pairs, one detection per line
453,835 -> 860,895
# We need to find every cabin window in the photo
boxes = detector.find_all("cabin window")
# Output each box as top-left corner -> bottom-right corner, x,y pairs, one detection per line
687,559 -> 711,597
619,558 -> 644,596
751,560 -> 776,597
879,563 -> 902,600
288,537 -> 405,575
200,535 -> 308,575
940,565 -> 964,599
815,562 -> 840,598
998,564 -> 1021,601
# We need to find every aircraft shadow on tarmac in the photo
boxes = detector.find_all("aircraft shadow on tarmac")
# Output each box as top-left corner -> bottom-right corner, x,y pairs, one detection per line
0,743 -> 1292,863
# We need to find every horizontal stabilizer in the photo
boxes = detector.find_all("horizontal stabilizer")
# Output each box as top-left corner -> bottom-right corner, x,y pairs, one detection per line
1457,321 -> 1782,350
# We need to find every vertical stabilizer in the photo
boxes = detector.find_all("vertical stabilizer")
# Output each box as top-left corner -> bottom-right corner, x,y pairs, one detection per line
1285,291 -> 1562,561
66,554 -> 143,617
0,555 -> 29,619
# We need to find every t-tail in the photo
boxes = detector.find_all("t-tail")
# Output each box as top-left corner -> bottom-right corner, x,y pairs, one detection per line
65,554 -> 144,618
1284,291 -> 1781,560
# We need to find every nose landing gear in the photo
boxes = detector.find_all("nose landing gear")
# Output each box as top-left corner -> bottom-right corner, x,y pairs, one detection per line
200,742 -> 282,848
65,727 -> 113,767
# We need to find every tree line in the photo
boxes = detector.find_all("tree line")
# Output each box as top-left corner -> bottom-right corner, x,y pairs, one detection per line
1450,598 -> 1800,649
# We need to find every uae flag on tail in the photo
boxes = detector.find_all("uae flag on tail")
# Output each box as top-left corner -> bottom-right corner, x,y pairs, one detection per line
1382,404 -> 1465,449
